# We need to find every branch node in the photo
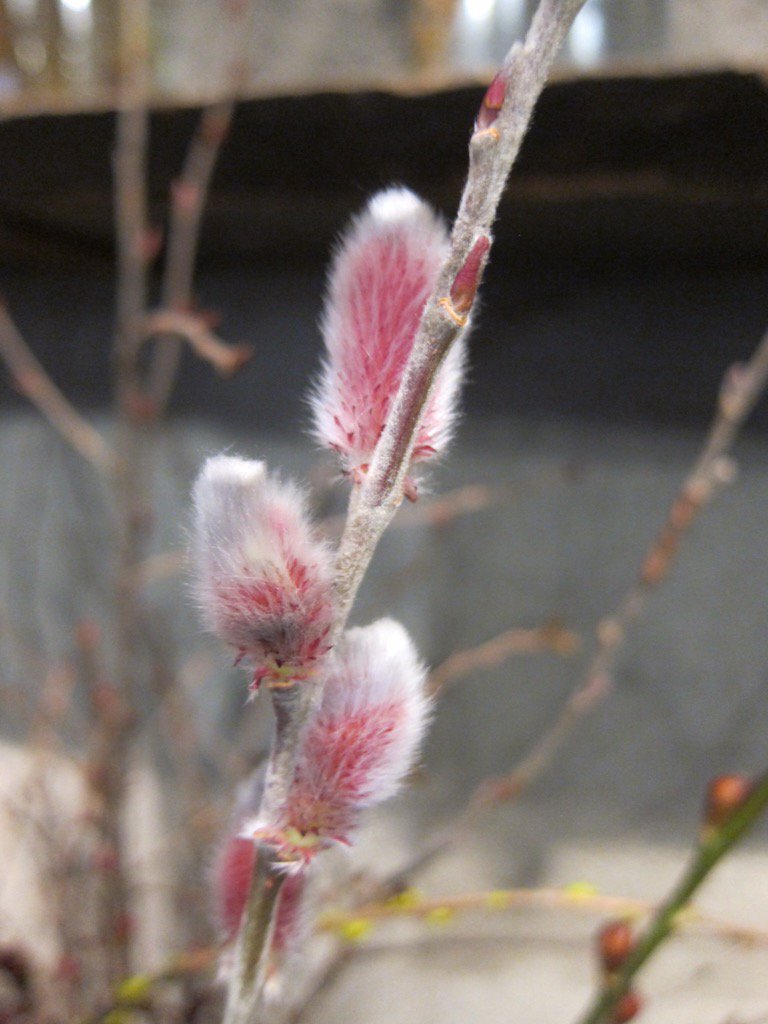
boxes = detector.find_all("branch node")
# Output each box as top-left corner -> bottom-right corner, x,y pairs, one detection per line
437,297 -> 468,327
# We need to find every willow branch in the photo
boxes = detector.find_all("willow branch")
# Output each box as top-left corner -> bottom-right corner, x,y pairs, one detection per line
0,303 -> 116,472
427,620 -> 580,697
576,770 -> 768,1024
224,3 -> 586,1017
142,310 -> 253,377
146,3 -> 254,410
321,883 -> 768,948
100,0 -> 152,986
222,845 -> 288,1024
332,0 -> 587,624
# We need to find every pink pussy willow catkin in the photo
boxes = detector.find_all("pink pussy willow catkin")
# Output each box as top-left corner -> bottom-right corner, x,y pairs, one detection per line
192,455 -> 335,690
310,188 -> 466,489
275,618 -> 430,851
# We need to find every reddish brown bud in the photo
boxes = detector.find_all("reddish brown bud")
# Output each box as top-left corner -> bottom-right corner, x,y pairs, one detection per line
125,389 -> 160,424
597,919 -> 635,972
201,112 -> 231,148
475,70 -> 507,132
55,954 -> 83,985
141,226 -> 164,262
172,179 -> 202,214
705,774 -> 752,830
92,843 -> 120,873
611,990 -> 643,1023
114,911 -> 135,943
75,618 -> 101,650
450,236 -> 490,316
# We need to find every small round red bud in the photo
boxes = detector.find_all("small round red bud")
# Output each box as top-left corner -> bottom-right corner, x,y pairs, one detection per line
74,618 -> 101,650
611,989 -> 643,1023
55,954 -> 83,985
597,919 -> 634,972
705,774 -> 752,830
114,911 -> 135,942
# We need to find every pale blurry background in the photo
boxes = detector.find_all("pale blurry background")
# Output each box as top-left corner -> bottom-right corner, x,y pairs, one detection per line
0,0 -> 766,106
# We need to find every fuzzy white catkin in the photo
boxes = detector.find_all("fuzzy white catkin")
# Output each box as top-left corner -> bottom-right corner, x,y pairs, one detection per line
310,187 -> 466,478
280,618 -> 431,842
191,454 -> 335,680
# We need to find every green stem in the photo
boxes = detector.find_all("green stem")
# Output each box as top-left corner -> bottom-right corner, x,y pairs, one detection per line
576,769 -> 768,1024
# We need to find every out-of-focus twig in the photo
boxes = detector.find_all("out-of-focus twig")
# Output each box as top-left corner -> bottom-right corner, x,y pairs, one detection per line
0,303 -> 116,472
81,947 -> 217,1024
287,874 -> 768,1024
320,482 -> 511,539
284,949 -> 355,1024
104,0 -> 153,986
129,549 -> 187,589
427,620 -> 580,697
132,483 -> 511,587
142,310 -> 253,378
147,1 -> 254,411
320,884 -> 768,948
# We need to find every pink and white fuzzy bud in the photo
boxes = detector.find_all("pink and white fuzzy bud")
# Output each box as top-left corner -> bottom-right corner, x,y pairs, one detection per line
310,188 -> 466,481
192,455 -> 335,688
278,618 -> 430,848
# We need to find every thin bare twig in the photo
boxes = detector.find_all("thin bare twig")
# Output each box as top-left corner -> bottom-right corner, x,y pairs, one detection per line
427,620 -> 580,697
101,0 -> 152,986
0,303 -> 116,471
147,1 -> 254,411
142,310 -> 253,378
320,884 -> 768,948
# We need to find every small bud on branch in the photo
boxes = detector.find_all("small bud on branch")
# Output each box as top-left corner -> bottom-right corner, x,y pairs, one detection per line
704,774 -> 753,833
449,235 -> 491,319
597,919 -> 635,973
475,70 -> 508,134
610,990 -> 643,1023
